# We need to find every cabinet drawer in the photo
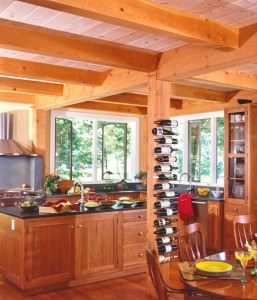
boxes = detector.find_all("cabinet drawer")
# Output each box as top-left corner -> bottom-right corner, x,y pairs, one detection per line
123,244 -> 146,266
224,204 -> 248,216
123,210 -> 146,223
123,222 -> 147,245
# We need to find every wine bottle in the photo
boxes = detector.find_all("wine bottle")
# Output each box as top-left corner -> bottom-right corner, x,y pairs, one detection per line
155,155 -> 177,163
152,127 -> 178,136
153,174 -> 178,181
154,191 -> 179,198
155,208 -> 178,216
158,244 -> 178,254
154,165 -> 178,172
159,254 -> 178,264
154,137 -> 178,145
153,182 -> 175,190
154,146 -> 178,154
154,200 -> 177,209
154,218 -> 178,227
156,236 -> 178,245
154,119 -> 178,127
154,226 -> 177,235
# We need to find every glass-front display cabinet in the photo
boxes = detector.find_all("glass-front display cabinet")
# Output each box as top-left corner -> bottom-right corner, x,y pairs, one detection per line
224,104 -> 257,250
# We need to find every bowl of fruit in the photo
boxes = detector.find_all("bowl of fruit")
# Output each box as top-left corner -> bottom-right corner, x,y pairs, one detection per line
197,187 -> 210,197
20,200 -> 39,212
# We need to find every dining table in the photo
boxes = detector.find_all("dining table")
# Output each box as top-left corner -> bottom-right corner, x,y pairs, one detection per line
175,252 -> 257,300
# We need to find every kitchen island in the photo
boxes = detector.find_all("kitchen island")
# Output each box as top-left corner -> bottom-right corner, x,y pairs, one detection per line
0,205 -> 147,294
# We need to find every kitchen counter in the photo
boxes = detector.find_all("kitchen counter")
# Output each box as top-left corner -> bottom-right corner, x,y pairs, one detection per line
0,204 -> 146,219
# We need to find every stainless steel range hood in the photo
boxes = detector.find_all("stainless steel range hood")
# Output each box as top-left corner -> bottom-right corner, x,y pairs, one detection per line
0,112 -> 38,156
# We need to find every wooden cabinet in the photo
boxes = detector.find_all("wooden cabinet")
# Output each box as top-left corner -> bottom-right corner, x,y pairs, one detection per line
207,200 -> 224,252
224,104 -> 257,250
0,208 -> 146,291
25,216 -> 74,289
74,212 -> 122,279
122,210 -> 147,270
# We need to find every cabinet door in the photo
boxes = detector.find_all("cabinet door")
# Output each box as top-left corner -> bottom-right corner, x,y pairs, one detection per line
207,201 -> 224,252
25,216 -> 74,289
75,212 -> 122,278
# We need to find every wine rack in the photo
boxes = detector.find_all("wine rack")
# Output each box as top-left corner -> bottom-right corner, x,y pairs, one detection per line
152,119 -> 179,263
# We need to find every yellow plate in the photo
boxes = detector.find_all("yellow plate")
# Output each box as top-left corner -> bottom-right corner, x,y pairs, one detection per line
196,261 -> 232,274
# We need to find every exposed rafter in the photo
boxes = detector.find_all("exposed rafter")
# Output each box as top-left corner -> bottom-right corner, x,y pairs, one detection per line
20,0 -> 239,48
158,32 -> 257,82
0,57 -> 109,86
69,101 -> 147,115
194,70 -> 257,91
0,77 -> 63,96
34,69 -> 148,109
170,84 -> 232,102
0,91 -> 35,104
0,18 -> 158,72
93,93 -> 148,107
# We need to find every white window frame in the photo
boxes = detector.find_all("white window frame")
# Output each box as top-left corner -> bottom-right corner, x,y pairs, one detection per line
173,111 -> 224,187
50,110 -> 140,183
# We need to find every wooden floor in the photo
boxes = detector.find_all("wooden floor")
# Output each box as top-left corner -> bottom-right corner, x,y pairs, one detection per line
0,273 -> 166,300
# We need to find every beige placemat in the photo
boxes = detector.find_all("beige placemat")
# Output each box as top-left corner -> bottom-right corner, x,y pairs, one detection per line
178,261 -> 243,281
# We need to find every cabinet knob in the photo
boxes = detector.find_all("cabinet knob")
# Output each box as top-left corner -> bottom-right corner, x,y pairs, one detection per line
138,231 -> 143,236
138,215 -> 143,219
70,225 -> 75,229
138,253 -> 143,257
234,207 -> 238,213
77,224 -> 83,228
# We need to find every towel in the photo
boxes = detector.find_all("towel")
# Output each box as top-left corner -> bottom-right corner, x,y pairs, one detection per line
178,193 -> 193,221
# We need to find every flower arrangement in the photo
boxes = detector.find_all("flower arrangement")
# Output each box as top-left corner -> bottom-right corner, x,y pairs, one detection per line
44,173 -> 60,195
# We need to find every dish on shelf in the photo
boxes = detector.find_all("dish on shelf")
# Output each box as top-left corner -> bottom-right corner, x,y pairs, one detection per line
211,190 -> 223,199
195,261 -> 233,277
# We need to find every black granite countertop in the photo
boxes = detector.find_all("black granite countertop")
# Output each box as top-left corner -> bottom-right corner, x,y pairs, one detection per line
0,205 -> 146,219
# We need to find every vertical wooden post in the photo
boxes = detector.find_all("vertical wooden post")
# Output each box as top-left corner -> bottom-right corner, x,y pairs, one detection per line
146,73 -> 171,288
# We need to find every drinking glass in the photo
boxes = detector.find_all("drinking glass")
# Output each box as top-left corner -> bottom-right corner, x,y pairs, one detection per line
235,250 -> 252,284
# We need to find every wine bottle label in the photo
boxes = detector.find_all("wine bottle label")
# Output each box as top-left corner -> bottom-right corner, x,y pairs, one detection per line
160,183 -> 170,190
160,237 -> 170,243
165,227 -> 175,234
160,200 -> 171,208
159,147 -> 172,154
157,219 -> 166,226
160,165 -> 171,172
164,245 -> 172,252
166,209 -> 175,216
165,191 -> 176,197
163,137 -> 173,144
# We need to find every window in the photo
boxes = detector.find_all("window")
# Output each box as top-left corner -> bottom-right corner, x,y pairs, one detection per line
173,111 -> 224,186
51,110 -> 139,182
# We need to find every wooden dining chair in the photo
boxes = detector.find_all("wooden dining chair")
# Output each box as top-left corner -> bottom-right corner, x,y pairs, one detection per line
233,214 -> 257,249
146,244 -> 211,300
146,245 -> 186,300
177,222 -> 206,262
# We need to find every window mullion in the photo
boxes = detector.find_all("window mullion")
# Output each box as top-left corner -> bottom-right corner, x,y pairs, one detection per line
92,119 -> 98,181
211,115 -> 217,185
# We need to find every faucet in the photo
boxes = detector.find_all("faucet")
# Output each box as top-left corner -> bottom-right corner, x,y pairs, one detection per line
179,172 -> 194,194
74,181 -> 85,206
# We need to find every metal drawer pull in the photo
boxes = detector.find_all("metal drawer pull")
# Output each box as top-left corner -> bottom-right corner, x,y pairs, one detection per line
192,201 -> 207,205
137,215 -> 144,219
70,225 -> 75,229
138,253 -> 143,257
77,224 -> 83,228
138,231 -> 143,236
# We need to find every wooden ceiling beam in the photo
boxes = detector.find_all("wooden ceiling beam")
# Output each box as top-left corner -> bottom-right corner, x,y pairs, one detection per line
34,69 -> 148,109
0,77 -> 63,96
0,57 -> 109,86
20,0 -> 239,48
194,70 -> 257,91
170,84 -> 231,102
158,32 -> 257,82
0,18 -> 158,72
68,101 -> 147,115
93,93 -> 148,107
0,91 -> 35,104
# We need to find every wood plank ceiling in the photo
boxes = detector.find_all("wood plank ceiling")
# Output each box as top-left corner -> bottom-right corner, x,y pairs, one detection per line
1,0 -> 257,112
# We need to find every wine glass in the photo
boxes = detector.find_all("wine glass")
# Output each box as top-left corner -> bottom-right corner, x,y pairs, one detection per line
235,250 -> 252,284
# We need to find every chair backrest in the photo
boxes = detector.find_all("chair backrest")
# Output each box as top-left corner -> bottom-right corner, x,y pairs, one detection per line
178,222 -> 206,262
233,215 -> 257,249
146,246 -> 169,300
